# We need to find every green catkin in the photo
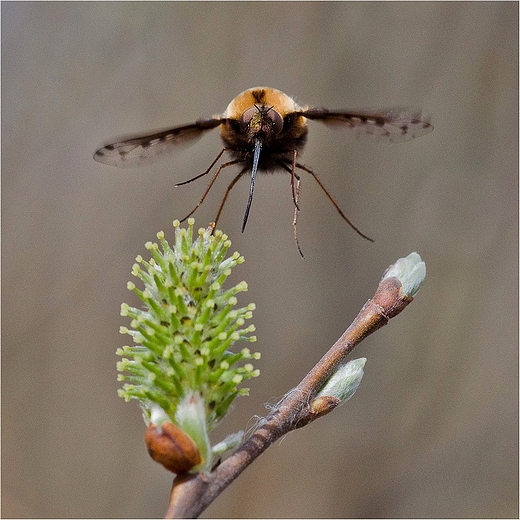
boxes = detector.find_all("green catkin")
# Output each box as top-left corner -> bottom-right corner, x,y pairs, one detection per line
118,220 -> 260,469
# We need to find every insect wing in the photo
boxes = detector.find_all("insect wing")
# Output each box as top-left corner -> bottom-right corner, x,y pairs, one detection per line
301,108 -> 433,143
93,117 -> 224,167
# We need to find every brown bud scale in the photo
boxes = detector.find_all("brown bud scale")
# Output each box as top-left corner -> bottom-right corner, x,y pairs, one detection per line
145,422 -> 202,474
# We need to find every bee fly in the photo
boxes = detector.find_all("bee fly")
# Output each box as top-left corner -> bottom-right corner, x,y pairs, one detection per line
94,86 -> 433,256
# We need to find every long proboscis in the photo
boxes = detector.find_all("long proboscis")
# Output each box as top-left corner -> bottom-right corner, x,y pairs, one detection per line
241,138 -> 262,232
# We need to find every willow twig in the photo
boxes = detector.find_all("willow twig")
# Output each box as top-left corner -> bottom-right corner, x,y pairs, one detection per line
165,253 -> 425,518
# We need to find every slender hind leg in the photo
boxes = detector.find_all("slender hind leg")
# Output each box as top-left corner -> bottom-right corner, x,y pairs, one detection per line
289,149 -> 300,211
296,162 -> 373,242
291,172 -> 305,258
277,159 -> 304,257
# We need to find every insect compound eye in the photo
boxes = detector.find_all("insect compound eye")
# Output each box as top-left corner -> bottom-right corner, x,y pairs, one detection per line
266,107 -> 283,134
240,106 -> 258,129
240,105 -> 284,135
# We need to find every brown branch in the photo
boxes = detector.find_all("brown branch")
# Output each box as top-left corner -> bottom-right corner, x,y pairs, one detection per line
165,257 -> 422,518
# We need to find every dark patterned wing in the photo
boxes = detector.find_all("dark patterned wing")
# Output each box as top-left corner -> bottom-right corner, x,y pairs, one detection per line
300,108 -> 433,143
93,117 -> 224,167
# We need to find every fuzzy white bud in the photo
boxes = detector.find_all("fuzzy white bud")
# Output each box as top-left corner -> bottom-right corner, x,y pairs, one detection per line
382,252 -> 426,297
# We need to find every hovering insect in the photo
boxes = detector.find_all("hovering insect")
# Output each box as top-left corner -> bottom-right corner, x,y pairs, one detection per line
94,86 -> 433,256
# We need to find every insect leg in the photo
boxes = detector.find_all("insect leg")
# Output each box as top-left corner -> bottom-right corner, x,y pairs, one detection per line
289,149 -> 300,211
292,172 -> 304,258
296,163 -> 374,242
213,167 -> 248,228
178,156 -> 244,223
277,159 -> 304,257
175,148 -> 230,186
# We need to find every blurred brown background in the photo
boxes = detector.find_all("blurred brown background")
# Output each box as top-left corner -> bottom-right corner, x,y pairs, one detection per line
3,2 -> 518,518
